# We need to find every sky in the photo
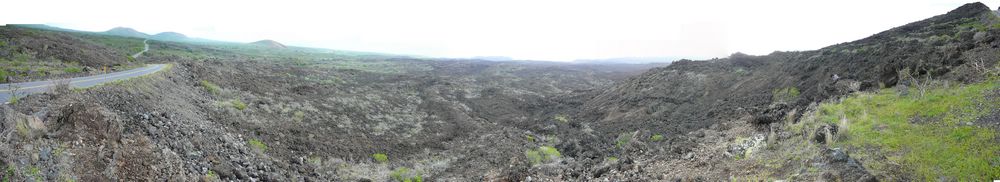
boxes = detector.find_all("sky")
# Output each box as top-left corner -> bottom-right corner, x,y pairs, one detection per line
2,0 -> 997,61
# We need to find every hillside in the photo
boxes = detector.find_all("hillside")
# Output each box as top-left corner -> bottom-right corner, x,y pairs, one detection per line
249,39 -> 286,48
151,32 -> 189,41
102,27 -> 149,38
0,2 -> 998,182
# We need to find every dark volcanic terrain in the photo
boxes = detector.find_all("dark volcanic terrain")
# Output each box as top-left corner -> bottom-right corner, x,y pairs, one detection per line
2,2 -> 1000,181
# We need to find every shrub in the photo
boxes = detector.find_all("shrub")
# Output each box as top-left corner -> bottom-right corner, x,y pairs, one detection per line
772,87 -> 800,103
615,133 -> 631,149
0,69 -> 8,82
553,114 -> 568,123
650,134 -> 664,142
231,99 -> 247,110
372,153 -> 388,163
199,80 -> 221,95
606,157 -> 618,162
63,67 -> 82,74
292,111 -> 305,122
248,139 -> 267,151
389,167 -> 422,182
525,146 -> 561,165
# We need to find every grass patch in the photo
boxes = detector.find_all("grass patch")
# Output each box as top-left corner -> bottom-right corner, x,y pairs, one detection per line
615,133 -> 631,149
292,111 -> 305,122
818,80 -> 1000,180
389,167 -> 422,182
772,87 -> 800,103
231,99 -> 246,110
199,80 -> 221,95
650,134 -> 664,142
247,139 -> 267,151
62,67 -> 82,74
372,153 -> 388,163
525,146 -> 561,165
553,114 -> 569,123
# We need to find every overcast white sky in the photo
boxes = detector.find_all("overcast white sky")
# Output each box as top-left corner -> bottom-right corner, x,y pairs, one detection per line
2,0 -> 996,61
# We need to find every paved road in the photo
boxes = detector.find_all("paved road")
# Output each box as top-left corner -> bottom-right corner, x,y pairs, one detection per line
1,64 -> 168,104
131,39 -> 150,58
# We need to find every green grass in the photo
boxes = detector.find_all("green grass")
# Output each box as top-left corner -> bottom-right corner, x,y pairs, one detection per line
553,114 -> 569,123
248,139 -> 267,151
389,167 -> 422,182
525,146 -> 561,165
62,67 -> 82,74
199,80 -> 221,95
650,134 -> 664,142
772,87 -> 800,103
0,69 -> 8,82
231,99 -> 247,110
615,133 -> 631,149
818,80 -> 1000,180
372,153 -> 388,163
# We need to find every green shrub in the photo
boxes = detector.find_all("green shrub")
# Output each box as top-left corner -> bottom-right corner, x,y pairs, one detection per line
606,157 -> 618,162
615,133 -> 631,149
292,111 -> 305,122
199,80 -> 221,95
772,87 -> 800,103
389,167 -> 422,182
372,153 -> 388,163
553,114 -> 568,123
63,67 -> 82,74
231,99 -> 247,110
248,139 -> 267,151
0,69 -> 8,82
525,146 -> 561,165
650,134 -> 664,142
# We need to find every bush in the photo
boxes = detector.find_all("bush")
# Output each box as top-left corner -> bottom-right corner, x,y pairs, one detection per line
615,133 -> 631,149
231,99 -> 247,110
248,139 -> 267,151
650,134 -> 664,142
389,167 -> 422,182
199,80 -> 221,95
772,87 -> 800,103
0,69 -> 8,82
63,67 -> 82,73
553,114 -> 568,123
292,111 -> 305,122
372,153 -> 388,163
525,146 -> 561,165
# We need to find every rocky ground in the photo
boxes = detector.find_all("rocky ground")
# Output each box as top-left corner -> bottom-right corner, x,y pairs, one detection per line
1,2 -> 1000,182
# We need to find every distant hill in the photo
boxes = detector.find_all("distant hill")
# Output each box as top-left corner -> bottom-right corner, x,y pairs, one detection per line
471,56 -> 513,61
249,39 -> 287,48
103,27 -> 149,38
573,57 -> 683,64
150,32 -> 188,41
9,24 -> 84,33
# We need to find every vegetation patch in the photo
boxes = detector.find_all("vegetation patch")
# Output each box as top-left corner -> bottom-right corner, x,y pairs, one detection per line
772,87 -> 800,103
649,134 -> 664,142
553,114 -> 569,123
372,153 -> 388,163
525,146 -> 561,165
199,80 -> 221,95
248,139 -> 267,151
615,133 -> 631,149
818,80 -> 1000,180
231,99 -> 247,110
389,167 -> 422,182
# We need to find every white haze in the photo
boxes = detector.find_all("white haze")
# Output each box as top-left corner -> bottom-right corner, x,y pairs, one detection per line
2,0 -> 996,61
